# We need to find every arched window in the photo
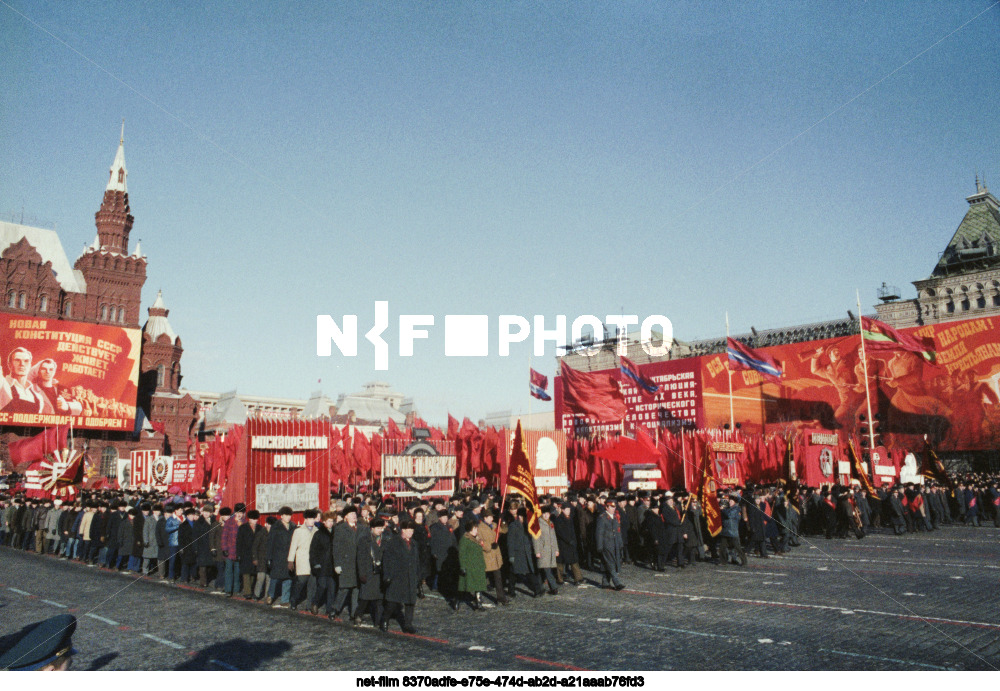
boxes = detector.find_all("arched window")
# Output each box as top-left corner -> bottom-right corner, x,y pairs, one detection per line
63,301 -> 72,317
101,446 -> 119,479
119,307 -> 126,323
38,295 -> 48,312
101,305 -> 108,321
977,296 -> 986,309
7,292 -> 15,308
157,364 -> 165,387
18,292 -> 26,309
961,298 -> 970,311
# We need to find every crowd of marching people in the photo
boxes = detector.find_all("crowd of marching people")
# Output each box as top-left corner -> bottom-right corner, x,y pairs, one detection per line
1,473 -> 999,634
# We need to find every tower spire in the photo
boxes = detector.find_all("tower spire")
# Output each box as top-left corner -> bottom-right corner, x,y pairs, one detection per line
107,124 -> 128,194
93,124 -> 133,254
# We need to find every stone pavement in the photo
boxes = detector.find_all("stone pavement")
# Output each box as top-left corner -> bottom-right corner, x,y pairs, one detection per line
1,525 -> 998,670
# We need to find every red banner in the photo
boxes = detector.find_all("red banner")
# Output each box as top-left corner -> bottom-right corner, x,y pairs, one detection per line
0,312 -> 140,431
170,459 -> 198,489
698,315 -> 1000,452
224,419 -> 330,515
503,422 -> 542,538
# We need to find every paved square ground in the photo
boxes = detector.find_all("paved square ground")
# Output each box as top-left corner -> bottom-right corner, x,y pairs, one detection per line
1,526 -> 998,670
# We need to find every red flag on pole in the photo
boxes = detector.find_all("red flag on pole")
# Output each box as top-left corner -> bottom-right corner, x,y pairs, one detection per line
698,444 -> 723,537
503,421 -> 542,538
9,426 -> 68,472
559,362 -> 627,422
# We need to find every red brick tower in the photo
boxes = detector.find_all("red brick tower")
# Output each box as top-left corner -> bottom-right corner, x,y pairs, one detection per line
142,290 -> 183,394
139,290 -> 198,456
73,123 -> 147,327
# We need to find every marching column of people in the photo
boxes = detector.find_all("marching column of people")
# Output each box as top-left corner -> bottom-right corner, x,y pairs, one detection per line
3,473 -> 1000,636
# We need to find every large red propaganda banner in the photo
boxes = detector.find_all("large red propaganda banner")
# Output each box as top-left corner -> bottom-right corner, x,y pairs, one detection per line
556,315 -> 1000,455
698,315 -> 1000,452
0,312 -> 140,431
556,357 -> 703,435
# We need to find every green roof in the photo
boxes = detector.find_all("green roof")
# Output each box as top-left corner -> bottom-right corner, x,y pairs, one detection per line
932,186 -> 1000,277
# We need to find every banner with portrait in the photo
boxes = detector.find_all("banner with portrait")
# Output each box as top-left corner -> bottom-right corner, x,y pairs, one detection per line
0,312 -> 140,431
699,315 -> 1000,452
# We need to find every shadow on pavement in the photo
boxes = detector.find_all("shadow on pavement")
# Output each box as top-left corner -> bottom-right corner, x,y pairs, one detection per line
84,652 -> 118,670
175,639 -> 292,671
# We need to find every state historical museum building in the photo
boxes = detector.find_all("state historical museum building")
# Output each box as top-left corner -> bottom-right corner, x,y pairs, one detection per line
0,129 -> 198,474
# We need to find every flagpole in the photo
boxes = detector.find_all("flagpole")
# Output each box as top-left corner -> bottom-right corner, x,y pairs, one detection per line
528,352 -> 533,425
726,312 -> 734,431
856,290 -> 876,453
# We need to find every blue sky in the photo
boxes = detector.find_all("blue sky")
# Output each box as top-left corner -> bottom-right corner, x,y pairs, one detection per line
2,1 -> 998,426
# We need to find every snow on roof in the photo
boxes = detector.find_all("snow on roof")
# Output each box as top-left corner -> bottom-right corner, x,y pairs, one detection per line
0,221 -> 87,294
143,290 -> 178,343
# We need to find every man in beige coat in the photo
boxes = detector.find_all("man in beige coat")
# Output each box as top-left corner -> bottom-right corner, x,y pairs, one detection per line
477,510 -> 509,606
532,505 -> 559,595
287,509 -> 318,611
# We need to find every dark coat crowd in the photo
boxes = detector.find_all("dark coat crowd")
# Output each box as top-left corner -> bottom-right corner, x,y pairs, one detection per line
2,472 -> 998,635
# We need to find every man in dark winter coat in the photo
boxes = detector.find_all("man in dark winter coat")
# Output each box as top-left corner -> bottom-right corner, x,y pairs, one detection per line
382,519 -> 421,634
718,497 -> 747,566
237,510 -> 262,598
505,508 -> 540,597
88,504 -> 108,564
888,488 -> 907,535
252,517 -> 273,600
641,502 -> 670,571
574,496 -> 595,569
553,503 -> 582,585
332,507 -> 362,620
309,511 -> 337,616
178,508 -> 199,583
193,505 -> 216,586
594,499 -> 625,590
266,507 -> 295,606
428,511 -> 459,605
117,509 -> 135,571
357,518 -> 387,627
748,495 -> 768,557
103,503 -> 125,568
660,495 -> 686,568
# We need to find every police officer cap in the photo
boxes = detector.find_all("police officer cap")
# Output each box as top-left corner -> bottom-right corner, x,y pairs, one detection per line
0,614 -> 76,670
